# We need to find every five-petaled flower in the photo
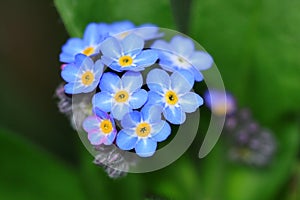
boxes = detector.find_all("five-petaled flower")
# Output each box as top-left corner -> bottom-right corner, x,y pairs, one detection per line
61,54 -> 104,94
116,105 -> 171,157
83,108 -> 117,145
151,35 -> 213,82
60,23 -> 105,63
93,71 -> 148,120
100,34 -> 158,72
146,69 -> 203,124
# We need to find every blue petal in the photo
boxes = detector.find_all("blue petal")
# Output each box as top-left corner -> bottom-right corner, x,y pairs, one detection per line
146,69 -> 170,91
99,72 -> 121,93
100,37 -> 122,60
141,104 -> 163,124
116,130 -> 137,150
83,116 -> 100,132
111,104 -> 131,120
190,51 -> 213,71
170,35 -> 195,56
79,56 -> 94,72
151,121 -> 171,142
151,40 -> 172,52
129,89 -> 148,109
121,71 -> 143,93
146,91 -> 164,106
92,92 -> 113,112
109,21 -> 135,36
134,49 -> 158,68
74,54 -> 88,66
180,92 -> 203,113
61,64 -> 79,82
121,34 -> 144,54
94,108 -> 109,119
88,132 -> 104,145
171,70 -> 194,94
135,138 -> 157,157
64,83 -> 85,94
134,26 -> 163,40
104,131 -> 117,145
163,106 -> 186,125
83,23 -> 101,45
121,111 -> 141,128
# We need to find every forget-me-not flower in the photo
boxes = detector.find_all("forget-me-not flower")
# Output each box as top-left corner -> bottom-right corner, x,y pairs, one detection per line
93,71 -> 148,120
116,105 -> 171,157
151,35 -> 213,82
100,34 -> 158,72
146,69 -> 203,124
61,54 -> 104,94
83,108 -> 117,145
60,23 -> 105,63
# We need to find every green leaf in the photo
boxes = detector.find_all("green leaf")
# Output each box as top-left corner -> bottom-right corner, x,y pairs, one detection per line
190,0 -> 300,123
0,128 -> 86,200
54,0 -> 175,37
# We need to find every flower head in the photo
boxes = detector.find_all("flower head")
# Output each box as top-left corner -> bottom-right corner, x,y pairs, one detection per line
151,35 -> 213,81
204,89 -> 236,116
100,34 -> 158,72
146,69 -> 203,124
60,23 -> 105,63
83,108 -> 117,145
61,54 -> 104,94
93,71 -> 148,120
116,105 -> 171,157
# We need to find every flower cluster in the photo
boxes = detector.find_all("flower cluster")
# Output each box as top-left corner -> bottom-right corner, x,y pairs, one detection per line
59,21 -> 213,157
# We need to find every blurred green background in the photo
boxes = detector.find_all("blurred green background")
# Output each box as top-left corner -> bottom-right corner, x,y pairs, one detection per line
0,0 -> 299,199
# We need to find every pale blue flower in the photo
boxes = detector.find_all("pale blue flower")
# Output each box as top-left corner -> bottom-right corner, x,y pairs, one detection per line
151,35 -> 213,81
93,71 -> 148,120
61,54 -> 104,94
60,23 -> 105,63
83,108 -> 117,146
146,69 -> 203,124
99,34 -> 158,72
116,105 -> 171,157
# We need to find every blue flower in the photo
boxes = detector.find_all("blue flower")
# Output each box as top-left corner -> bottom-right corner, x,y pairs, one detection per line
61,54 -> 104,94
60,23 -> 105,63
116,105 -> 171,157
151,35 -> 213,82
146,69 -> 203,124
83,108 -> 117,145
100,20 -> 162,40
93,71 -> 148,120
204,90 -> 236,116
99,34 -> 158,72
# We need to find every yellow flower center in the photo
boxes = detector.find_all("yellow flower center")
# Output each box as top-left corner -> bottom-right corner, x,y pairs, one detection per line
136,122 -> 151,137
100,119 -> 113,134
81,71 -> 94,86
165,90 -> 178,105
114,90 -> 129,103
119,55 -> 133,67
82,46 -> 95,56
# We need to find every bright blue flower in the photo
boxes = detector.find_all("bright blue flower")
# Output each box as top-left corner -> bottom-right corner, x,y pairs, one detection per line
83,108 -> 117,146
151,35 -> 213,82
116,105 -> 171,157
93,71 -> 148,120
146,69 -> 203,125
99,34 -> 158,72
99,20 -> 162,41
204,90 -> 236,116
61,54 -> 104,94
60,23 -> 106,63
